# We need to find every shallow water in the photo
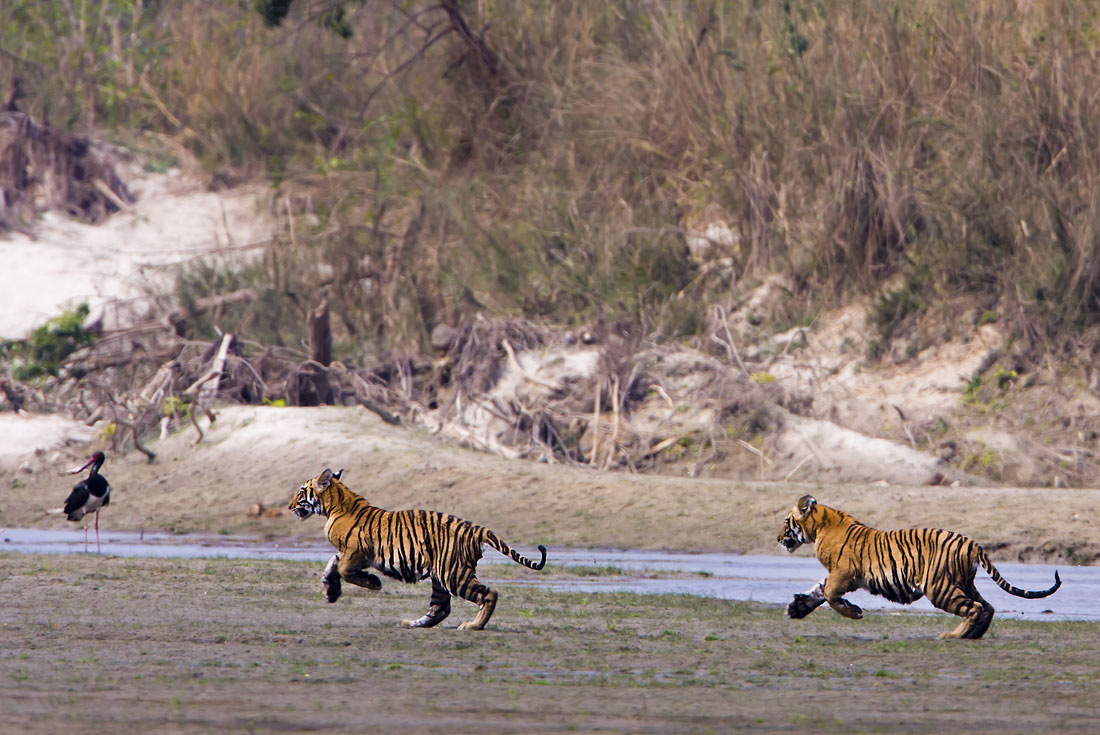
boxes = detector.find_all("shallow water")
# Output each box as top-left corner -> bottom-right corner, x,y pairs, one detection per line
2,527 -> 1094,622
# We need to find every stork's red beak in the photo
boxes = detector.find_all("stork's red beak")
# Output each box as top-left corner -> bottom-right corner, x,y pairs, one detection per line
64,456 -> 97,476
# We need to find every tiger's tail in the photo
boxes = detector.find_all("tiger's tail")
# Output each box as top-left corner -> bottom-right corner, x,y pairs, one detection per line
977,547 -> 1061,599
483,530 -> 547,570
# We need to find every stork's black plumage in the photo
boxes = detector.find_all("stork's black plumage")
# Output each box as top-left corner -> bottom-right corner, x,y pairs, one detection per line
62,451 -> 109,552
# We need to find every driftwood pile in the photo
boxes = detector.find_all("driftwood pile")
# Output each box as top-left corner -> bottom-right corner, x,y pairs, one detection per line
0,289 -> 811,473
0,295 -> 402,460
415,315 -> 811,470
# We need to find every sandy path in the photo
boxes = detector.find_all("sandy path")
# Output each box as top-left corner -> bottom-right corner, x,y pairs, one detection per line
2,405 -> 1097,563
0,164 -> 273,339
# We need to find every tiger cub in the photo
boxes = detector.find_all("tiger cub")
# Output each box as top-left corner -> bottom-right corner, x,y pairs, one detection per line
289,468 -> 547,630
778,495 -> 1061,639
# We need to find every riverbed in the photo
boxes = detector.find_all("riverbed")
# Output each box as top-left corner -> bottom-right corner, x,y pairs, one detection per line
2,527 -> 1092,621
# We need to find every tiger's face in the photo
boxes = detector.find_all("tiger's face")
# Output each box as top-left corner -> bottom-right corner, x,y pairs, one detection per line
777,495 -> 818,552
289,468 -> 343,520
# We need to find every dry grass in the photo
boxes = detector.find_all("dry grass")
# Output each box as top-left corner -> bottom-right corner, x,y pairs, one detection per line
5,1 -> 1100,381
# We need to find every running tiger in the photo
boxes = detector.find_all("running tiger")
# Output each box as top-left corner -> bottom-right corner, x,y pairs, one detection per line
777,495 -> 1061,639
289,468 -> 547,630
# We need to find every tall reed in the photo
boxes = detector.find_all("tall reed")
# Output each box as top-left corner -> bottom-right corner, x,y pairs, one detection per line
4,0 -> 1100,359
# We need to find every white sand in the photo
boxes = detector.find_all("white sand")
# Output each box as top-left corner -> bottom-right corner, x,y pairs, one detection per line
0,164 -> 274,339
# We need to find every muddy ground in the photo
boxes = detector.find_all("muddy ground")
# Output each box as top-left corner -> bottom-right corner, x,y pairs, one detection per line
4,402 -> 1099,733
1,554 -> 1097,734
3,405 -> 1100,564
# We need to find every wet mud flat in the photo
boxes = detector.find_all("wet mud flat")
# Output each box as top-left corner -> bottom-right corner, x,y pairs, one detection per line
2,554 -> 1098,734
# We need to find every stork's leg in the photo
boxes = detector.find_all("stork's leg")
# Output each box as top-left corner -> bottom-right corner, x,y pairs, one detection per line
83,521 -> 89,553
94,511 -> 101,554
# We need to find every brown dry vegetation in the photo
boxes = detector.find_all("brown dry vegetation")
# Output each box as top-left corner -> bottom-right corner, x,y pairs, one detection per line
5,1 -> 1100,351
5,1 -> 1100,486
0,111 -> 134,232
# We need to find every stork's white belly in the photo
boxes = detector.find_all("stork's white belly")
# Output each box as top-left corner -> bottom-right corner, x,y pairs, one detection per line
83,486 -> 109,513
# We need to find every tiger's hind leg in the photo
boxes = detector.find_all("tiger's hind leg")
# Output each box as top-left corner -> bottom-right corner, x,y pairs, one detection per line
449,569 -> 498,631
457,587 -> 498,631
960,598 -> 995,640
401,578 -> 452,629
930,584 -> 995,640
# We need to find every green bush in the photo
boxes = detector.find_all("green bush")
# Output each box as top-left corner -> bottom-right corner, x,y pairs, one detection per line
3,304 -> 94,380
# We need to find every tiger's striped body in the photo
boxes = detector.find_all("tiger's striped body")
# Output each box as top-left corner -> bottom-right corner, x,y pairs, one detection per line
777,495 -> 1061,639
290,468 -> 546,630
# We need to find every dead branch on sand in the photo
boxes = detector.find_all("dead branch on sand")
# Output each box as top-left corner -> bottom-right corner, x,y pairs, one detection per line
7,288 -> 812,476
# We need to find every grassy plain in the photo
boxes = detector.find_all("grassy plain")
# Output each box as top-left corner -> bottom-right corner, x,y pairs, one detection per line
2,553 -> 1097,734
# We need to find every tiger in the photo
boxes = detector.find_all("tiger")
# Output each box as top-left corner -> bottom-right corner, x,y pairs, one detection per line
289,468 -> 547,630
777,495 -> 1061,639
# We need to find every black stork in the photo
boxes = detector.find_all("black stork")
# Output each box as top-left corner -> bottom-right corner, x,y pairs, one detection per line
62,451 -> 110,553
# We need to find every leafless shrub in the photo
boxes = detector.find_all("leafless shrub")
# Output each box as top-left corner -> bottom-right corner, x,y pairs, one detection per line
0,111 -> 134,231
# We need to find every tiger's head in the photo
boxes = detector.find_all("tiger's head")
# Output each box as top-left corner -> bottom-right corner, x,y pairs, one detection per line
289,468 -> 343,520
778,495 -> 819,552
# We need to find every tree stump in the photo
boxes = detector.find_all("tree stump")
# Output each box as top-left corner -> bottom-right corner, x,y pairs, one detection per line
296,297 -> 334,406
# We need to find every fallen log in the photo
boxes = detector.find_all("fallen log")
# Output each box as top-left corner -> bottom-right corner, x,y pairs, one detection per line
182,334 -> 235,403
166,290 -> 258,330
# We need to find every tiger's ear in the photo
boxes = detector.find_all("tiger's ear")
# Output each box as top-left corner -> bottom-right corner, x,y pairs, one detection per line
796,495 -> 817,517
333,469 -> 343,481
318,468 -> 334,489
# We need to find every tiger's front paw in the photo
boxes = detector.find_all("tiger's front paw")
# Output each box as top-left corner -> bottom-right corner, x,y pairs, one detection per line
322,574 -> 342,603
787,593 -> 818,619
